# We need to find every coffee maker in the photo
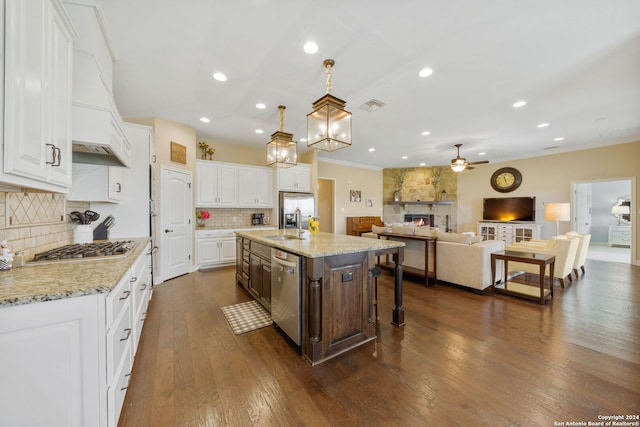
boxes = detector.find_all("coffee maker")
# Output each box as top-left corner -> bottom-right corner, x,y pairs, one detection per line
251,213 -> 264,225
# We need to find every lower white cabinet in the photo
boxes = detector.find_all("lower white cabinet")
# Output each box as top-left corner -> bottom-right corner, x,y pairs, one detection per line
197,229 -> 237,267
608,225 -> 631,247
0,294 -> 103,427
477,222 -> 542,243
0,242 -> 153,427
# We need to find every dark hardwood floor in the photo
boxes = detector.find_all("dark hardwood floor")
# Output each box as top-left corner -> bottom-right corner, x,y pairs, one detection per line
118,259 -> 640,427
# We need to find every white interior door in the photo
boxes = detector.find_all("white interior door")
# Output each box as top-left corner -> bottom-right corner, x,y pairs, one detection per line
573,182 -> 592,234
160,166 -> 192,281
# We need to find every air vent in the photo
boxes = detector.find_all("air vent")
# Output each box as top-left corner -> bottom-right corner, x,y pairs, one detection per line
359,99 -> 386,112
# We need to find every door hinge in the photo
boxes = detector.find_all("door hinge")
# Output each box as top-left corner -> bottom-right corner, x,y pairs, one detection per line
188,254 -> 191,260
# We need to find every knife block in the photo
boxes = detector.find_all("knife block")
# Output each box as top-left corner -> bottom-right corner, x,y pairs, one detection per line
93,224 -> 110,241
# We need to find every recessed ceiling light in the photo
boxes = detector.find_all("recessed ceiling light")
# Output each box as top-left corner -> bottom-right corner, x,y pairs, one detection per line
300,138 -> 307,143
478,152 -> 486,156
368,148 -> 375,152
213,72 -> 227,82
537,123 -> 549,128
513,100 -> 527,108
554,137 -> 564,141
418,68 -> 433,78
419,162 -> 426,166
421,131 -> 430,136
303,41 -> 318,54
200,117 -> 210,123
255,129 -> 264,134
401,156 -> 408,160
256,103 -> 266,109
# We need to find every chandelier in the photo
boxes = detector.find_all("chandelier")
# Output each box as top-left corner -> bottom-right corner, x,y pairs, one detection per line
266,105 -> 298,168
307,59 -> 352,152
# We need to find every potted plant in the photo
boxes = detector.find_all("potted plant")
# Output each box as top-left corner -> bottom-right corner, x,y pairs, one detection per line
392,169 -> 405,201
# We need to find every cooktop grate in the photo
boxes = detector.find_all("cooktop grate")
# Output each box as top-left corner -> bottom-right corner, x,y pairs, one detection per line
32,241 -> 136,262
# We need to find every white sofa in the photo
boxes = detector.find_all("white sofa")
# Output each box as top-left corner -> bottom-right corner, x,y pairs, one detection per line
365,225 -> 505,291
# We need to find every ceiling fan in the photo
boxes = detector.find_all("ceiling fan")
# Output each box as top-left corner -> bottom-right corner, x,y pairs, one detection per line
450,143 -> 489,171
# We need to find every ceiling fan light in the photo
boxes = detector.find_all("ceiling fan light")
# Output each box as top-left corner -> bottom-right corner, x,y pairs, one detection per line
451,164 -> 466,172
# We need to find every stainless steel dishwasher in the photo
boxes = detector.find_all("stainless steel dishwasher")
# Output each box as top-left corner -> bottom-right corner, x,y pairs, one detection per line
271,248 -> 301,345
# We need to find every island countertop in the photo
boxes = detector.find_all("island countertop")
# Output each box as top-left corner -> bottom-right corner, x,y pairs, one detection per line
0,237 -> 151,308
234,229 -> 404,258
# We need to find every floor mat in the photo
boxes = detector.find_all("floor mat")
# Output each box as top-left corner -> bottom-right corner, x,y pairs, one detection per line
221,300 -> 272,335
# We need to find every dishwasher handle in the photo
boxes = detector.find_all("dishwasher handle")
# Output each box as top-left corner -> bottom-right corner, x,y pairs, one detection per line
272,256 -> 298,268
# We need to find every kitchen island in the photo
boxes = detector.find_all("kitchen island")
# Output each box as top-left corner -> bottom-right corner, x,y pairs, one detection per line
235,229 -> 405,365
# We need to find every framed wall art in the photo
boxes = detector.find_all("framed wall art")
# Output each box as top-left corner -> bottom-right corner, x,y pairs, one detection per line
171,141 -> 187,164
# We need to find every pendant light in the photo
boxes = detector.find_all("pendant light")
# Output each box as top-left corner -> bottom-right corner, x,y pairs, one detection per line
307,59 -> 352,152
266,105 -> 298,168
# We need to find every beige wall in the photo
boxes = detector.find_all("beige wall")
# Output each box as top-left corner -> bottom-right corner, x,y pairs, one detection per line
317,161 -> 383,235
457,141 -> 639,264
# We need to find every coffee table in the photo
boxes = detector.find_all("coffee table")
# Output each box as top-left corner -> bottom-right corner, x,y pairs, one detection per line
491,250 -> 555,305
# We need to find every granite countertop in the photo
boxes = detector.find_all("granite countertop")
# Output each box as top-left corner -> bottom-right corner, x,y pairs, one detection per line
235,229 -> 404,258
196,225 -> 277,231
0,237 -> 151,308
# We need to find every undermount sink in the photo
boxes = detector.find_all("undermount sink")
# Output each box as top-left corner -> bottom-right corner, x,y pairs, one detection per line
265,234 -> 304,241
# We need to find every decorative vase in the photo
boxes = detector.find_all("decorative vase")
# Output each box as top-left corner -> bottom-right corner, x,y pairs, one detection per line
393,190 -> 401,202
196,219 -> 205,227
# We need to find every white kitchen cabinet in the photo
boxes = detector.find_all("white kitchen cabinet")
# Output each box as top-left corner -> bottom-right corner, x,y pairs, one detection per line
68,163 -> 124,202
1,0 -> 76,192
608,225 -> 631,247
0,294 -> 103,427
196,160 -> 238,207
196,229 -> 238,267
277,163 -> 311,192
0,245 -> 151,427
477,222 -> 542,243
238,165 -> 273,207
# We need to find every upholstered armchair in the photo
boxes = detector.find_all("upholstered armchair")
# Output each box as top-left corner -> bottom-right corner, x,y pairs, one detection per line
512,232 -> 591,279
505,236 -> 579,287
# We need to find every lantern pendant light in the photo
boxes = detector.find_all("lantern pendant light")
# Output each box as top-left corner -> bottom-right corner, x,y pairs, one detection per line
307,59 -> 352,152
266,105 -> 298,168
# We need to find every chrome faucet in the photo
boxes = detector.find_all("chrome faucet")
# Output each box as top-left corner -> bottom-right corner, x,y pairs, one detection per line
294,207 -> 304,237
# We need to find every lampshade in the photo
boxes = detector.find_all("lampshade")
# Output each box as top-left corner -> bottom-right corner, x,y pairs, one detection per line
451,161 -> 466,172
307,59 -> 352,152
611,205 -> 630,215
266,106 -> 297,168
545,203 -> 570,221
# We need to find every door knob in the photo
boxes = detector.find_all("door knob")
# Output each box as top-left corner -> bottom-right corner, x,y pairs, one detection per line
164,229 -> 173,233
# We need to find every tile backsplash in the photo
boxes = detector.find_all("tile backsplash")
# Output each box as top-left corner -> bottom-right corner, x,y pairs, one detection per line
195,208 -> 275,228
0,192 -> 89,260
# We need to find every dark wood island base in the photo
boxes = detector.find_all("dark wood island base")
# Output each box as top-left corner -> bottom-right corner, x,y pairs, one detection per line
235,230 -> 405,365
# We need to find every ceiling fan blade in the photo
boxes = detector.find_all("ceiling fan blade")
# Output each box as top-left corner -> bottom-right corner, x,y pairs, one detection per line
466,165 -> 475,170
468,160 -> 489,165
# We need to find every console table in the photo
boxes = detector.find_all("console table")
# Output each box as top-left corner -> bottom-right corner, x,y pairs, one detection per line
478,222 -> 542,243
491,250 -> 555,305
378,232 -> 437,286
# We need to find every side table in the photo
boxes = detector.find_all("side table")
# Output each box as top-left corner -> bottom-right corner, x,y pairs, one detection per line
491,250 -> 555,305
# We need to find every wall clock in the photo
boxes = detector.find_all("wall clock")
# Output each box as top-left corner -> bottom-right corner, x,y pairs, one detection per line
490,167 -> 522,193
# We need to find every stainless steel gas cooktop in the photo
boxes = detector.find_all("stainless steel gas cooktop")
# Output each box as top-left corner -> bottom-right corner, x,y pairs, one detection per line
32,241 -> 136,263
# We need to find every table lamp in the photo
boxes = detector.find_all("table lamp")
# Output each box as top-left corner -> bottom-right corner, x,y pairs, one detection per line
545,202 -> 570,236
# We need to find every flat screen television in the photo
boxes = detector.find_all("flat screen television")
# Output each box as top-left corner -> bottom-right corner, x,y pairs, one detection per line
483,196 -> 536,222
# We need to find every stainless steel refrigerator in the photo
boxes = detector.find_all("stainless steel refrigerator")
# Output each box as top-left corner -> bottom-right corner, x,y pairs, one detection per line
279,192 -> 315,230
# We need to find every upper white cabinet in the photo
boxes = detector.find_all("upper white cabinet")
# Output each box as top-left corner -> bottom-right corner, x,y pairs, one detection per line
238,166 -> 273,208
68,163 -> 124,202
196,160 -> 238,207
1,0 -> 77,192
277,163 -> 311,192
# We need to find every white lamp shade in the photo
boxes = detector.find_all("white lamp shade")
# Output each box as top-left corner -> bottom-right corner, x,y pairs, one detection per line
545,203 -> 571,221
612,205 -> 630,215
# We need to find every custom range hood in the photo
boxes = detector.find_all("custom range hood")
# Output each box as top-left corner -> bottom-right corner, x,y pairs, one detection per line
72,102 -> 131,168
